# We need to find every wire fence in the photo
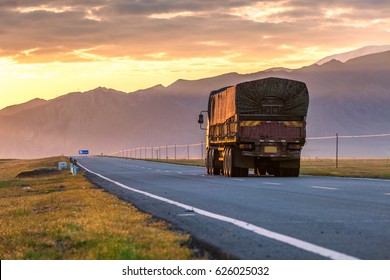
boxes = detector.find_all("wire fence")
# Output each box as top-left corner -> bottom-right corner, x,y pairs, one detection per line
108,133 -> 390,161
108,143 -> 206,160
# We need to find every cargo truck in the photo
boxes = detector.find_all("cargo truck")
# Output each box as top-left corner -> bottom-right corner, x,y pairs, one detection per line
198,77 -> 309,177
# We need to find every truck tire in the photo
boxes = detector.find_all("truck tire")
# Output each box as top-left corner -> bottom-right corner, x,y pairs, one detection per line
210,149 -> 220,175
223,148 -> 230,176
240,168 -> 249,177
267,167 -> 275,176
205,149 -> 211,174
275,167 -> 300,177
228,147 -> 241,177
255,161 -> 266,175
289,168 -> 300,177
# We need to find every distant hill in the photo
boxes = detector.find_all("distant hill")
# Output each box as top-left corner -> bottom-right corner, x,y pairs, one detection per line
0,98 -> 47,116
1,49 -> 390,158
315,45 -> 390,65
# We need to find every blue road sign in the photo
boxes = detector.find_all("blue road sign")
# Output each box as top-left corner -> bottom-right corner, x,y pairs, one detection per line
79,150 -> 89,155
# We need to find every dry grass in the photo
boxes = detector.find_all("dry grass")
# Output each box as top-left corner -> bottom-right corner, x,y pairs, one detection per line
301,158 -> 390,179
0,157 -> 195,260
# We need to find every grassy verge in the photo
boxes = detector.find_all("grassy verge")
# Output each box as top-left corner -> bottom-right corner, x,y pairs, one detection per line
119,157 -> 390,179
0,156 -> 196,259
143,158 -> 205,167
300,158 -> 390,179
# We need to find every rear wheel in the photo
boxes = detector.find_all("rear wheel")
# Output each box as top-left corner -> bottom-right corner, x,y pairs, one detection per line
205,149 -> 211,174
240,168 -> 249,177
224,148 -> 231,177
228,147 -> 241,177
274,166 -> 300,177
210,149 -> 220,175
259,167 -> 267,175
267,166 -> 275,175
286,168 -> 300,177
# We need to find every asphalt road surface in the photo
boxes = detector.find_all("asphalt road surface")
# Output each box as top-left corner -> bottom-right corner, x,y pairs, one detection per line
76,156 -> 390,260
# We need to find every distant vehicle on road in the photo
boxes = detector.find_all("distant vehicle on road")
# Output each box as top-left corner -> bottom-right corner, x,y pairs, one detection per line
198,77 -> 309,177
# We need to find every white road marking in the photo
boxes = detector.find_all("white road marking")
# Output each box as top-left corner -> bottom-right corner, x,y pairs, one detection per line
79,163 -> 358,260
164,171 -> 171,173
232,179 -> 244,182
263,182 -> 281,185
178,213 -> 196,217
310,186 -> 338,190
385,193 -> 390,196
346,177 -> 390,182
303,174 -> 390,182
177,172 -> 183,174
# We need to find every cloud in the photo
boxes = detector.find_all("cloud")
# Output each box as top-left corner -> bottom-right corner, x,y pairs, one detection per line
0,0 -> 389,66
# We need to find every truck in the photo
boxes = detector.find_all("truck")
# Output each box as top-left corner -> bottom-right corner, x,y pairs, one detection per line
198,77 -> 309,177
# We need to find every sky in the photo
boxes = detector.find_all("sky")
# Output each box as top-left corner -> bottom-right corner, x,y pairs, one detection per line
1,0 -> 390,109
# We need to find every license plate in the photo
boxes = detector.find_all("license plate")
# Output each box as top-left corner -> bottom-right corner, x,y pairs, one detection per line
264,146 -> 277,153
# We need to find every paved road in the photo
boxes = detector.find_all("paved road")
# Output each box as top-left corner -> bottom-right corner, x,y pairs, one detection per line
76,156 -> 390,259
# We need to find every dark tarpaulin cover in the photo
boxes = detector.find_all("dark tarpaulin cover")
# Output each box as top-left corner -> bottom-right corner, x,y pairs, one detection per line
208,77 -> 309,125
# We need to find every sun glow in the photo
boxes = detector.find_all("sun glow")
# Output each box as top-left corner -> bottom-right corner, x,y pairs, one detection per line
14,5 -> 75,14
1,1 -> 390,110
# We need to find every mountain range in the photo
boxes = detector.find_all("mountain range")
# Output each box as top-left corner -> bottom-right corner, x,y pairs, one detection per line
1,47 -> 390,159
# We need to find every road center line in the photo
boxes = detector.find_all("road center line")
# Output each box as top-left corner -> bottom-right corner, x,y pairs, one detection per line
310,186 -> 338,190
385,193 -> 390,196
178,213 -> 196,217
263,182 -> 281,185
79,163 -> 358,260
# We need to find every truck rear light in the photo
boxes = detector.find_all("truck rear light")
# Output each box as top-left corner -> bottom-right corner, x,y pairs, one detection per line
288,144 -> 301,150
239,144 -> 253,150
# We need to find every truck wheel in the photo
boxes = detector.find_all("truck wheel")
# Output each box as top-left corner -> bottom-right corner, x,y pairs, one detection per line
225,148 -> 231,177
275,168 -> 299,177
223,148 -> 228,176
259,167 -> 266,176
229,147 -> 241,177
210,149 -> 220,175
223,147 -> 231,177
267,167 -> 274,176
274,165 -> 281,177
205,150 -> 211,174
289,168 -> 300,177
240,168 -> 249,177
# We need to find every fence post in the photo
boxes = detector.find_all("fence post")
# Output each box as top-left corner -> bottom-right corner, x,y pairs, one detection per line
175,145 -> 177,160
187,144 -> 190,159
336,133 -> 339,168
201,142 -> 203,159
166,145 -> 168,159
